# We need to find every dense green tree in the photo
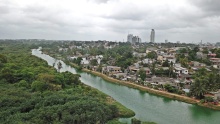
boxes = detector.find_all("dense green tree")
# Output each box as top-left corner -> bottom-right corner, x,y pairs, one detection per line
162,60 -> 170,67
147,51 -> 157,59
190,78 -> 207,99
179,57 -> 189,68
57,61 -> 62,72
0,41 -> 128,123
131,118 -> 141,124
73,57 -> 82,65
31,80 -> 47,92
90,59 -> 98,66
150,62 -> 156,75
179,48 -> 187,53
139,69 -> 146,81
0,54 -> 7,63
164,84 -> 177,93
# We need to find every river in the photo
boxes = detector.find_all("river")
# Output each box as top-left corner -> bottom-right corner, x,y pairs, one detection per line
32,49 -> 220,124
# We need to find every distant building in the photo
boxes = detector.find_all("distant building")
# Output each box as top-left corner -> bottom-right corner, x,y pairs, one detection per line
132,36 -> 141,44
127,34 -> 133,43
127,34 -> 141,44
150,29 -> 155,43
165,39 -> 168,43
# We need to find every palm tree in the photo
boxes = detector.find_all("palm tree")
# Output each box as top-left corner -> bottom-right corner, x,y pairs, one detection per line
207,73 -> 217,92
57,61 -> 62,72
190,77 -> 207,99
169,61 -> 174,78
150,62 -> 156,76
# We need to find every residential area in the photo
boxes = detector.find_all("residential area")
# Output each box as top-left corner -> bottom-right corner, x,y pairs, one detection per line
43,41 -> 220,104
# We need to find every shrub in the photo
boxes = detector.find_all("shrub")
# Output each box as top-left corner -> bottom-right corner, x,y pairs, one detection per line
18,80 -> 29,88
205,96 -> 214,102
31,81 -> 47,92
200,99 -> 205,103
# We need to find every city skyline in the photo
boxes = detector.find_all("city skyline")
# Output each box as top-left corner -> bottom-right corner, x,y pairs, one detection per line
0,0 -> 220,43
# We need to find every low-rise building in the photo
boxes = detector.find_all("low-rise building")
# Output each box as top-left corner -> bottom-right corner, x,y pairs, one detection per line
81,58 -> 90,65
173,64 -> 188,75
102,66 -> 122,75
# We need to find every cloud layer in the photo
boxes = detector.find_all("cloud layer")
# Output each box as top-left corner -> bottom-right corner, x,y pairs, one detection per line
0,0 -> 219,43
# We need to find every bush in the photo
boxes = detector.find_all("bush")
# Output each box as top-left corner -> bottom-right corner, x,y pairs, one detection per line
131,118 -> 141,124
200,99 -> 205,103
18,80 -> 29,88
31,81 -> 47,92
177,90 -> 184,95
147,83 -> 153,88
153,86 -> 159,90
205,96 -> 214,102
186,92 -> 192,97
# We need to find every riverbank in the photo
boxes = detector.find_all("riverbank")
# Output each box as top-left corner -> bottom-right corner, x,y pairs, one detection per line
70,63 -> 220,111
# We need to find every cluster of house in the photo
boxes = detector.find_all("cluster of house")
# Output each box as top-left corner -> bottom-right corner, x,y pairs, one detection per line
64,44 -> 220,100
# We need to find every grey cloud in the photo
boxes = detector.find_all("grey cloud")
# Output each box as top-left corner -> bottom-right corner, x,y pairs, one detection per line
189,0 -> 220,15
0,0 -> 220,42
88,0 -> 110,4
0,5 -> 10,15
101,5 -> 149,21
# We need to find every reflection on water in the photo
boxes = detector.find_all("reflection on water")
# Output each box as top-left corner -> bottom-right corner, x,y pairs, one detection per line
32,49 -> 220,124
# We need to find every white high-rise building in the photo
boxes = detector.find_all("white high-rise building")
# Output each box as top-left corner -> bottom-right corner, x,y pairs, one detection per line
132,36 -> 141,43
127,34 -> 141,44
127,34 -> 133,43
150,29 -> 155,43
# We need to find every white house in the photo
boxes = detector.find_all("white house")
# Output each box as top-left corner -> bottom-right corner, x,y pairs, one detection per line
81,58 -> 90,65
173,64 -> 188,75
163,55 -> 176,64
142,58 -> 153,64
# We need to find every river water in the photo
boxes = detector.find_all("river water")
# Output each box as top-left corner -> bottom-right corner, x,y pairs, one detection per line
32,49 -> 220,124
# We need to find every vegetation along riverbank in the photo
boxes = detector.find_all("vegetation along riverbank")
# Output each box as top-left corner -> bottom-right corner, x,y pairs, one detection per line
0,41 -> 135,123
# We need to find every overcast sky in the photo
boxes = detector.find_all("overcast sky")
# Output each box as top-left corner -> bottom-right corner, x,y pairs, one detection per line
0,0 -> 220,43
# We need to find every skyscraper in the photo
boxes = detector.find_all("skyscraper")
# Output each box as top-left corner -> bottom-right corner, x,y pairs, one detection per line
150,29 -> 155,43
127,34 -> 133,43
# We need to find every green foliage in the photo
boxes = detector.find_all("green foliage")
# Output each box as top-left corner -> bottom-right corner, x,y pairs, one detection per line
204,96 -> 214,102
72,57 -> 82,65
132,118 -> 141,124
202,48 -> 209,54
200,99 -> 205,103
57,61 -> 62,71
179,48 -> 187,53
107,119 -> 126,124
0,41 -> 131,123
179,57 -> 189,68
0,54 -> 7,63
190,68 -> 220,99
190,78 -> 207,99
0,84 -> 120,123
139,69 -> 146,81
147,51 -> 157,59
164,84 -> 177,93
31,80 -> 47,92
162,60 -> 170,67
18,80 -> 29,88
90,59 -> 98,66
150,62 -> 156,75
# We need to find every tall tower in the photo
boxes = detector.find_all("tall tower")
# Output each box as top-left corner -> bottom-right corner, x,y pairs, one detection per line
150,29 -> 155,43
127,34 -> 133,43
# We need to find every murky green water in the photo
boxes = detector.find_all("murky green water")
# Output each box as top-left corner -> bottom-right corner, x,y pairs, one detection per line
32,49 -> 220,124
